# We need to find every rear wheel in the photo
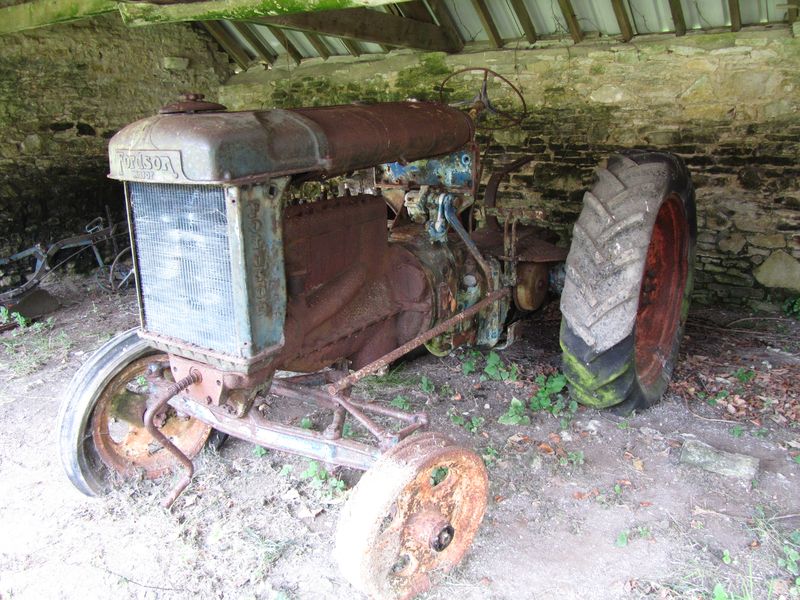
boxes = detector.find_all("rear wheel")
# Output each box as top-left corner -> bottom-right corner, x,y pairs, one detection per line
559,151 -> 696,413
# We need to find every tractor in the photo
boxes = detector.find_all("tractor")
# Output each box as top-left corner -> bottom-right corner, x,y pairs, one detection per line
57,70 -> 695,599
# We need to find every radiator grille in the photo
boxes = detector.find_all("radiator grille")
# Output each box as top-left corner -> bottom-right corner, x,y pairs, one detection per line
129,183 -> 240,356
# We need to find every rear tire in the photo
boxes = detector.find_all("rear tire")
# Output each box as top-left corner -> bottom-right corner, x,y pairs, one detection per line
559,151 -> 696,413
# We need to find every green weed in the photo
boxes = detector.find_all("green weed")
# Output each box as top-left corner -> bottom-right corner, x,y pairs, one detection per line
559,450 -> 584,467
729,425 -> 744,438
420,376 -> 435,394
430,466 -> 448,486
299,417 -> 313,430
498,397 -> 530,426
733,368 -> 756,384
390,395 -> 411,411
449,409 -> 485,434
482,445 -> 499,465
482,351 -> 519,382
783,296 -> 800,318
529,373 -> 575,428
253,446 -> 269,457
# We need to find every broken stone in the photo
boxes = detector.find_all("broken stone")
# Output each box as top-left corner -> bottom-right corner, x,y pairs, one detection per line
162,56 -> 190,71
718,233 -> 746,254
754,251 -> 800,292
747,233 -> 786,249
680,440 -> 759,479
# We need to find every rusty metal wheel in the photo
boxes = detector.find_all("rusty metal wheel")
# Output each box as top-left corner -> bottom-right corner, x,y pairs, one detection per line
335,432 -> 488,599
559,151 -> 696,413
57,328 -> 211,496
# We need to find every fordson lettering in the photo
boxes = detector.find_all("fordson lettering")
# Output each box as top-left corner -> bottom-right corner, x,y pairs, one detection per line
116,150 -> 180,180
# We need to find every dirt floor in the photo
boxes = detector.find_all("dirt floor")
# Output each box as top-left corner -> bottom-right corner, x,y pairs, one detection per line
1,275 -> 799,600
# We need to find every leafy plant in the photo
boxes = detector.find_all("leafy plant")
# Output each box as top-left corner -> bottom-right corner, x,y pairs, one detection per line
498,397 -> 530,425
783,296 -> 800,318
559,450 -> 584,467
529,373 -> 576,428
722,549 -> 732,565
780,544 -> 800,576
0,307 -> 28,328
448,408 -> 485,433
253,446 -> 269,457
430,466 -> 448,486
482,351 -> 519,382
729,425 -> 744,438
299,417 -> 313,430
342,423 -> 355,438
420,376 -> 435,394
461,352 -> 478,376
390,395 -> 411,411
733,368 -> 756,383
614,530 -> 629,547
712,583 -> 730,600
482,445 -> 499,464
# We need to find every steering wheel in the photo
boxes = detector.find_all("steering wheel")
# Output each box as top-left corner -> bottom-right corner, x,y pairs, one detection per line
439,68 -> 527,131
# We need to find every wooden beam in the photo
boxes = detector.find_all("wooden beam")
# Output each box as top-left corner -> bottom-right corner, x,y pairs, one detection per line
427,0 -> 462,50
509,0 -> 536,43
120,0 -> 403,28
471,0 -> 502,47
203,21 -> 250,69
0,0 -> 116,35
340,37 -> 362,56
790,3 -> 799,24
610,0 -> 633,42
668,0 -> 686,36
557,0 -> 582,43
266,25 -> 303,65
304,32 -> 331,60
232,22 -> 276,64
728,0 -> 741,31
257,7 -> 462,52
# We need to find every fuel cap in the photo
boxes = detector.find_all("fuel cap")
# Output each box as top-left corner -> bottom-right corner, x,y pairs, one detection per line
159,93 -> 227,114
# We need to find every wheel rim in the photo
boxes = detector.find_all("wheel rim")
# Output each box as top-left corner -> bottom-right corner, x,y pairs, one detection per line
90,354 -> 211,479
339,433 -> 488,599
634,193 -> 689,387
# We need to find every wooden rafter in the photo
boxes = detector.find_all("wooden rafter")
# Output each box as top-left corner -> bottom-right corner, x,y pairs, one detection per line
610,0 -> 634,42
266,25 -> 303,65
203,21 -> 250,69
427,0 -> 463,50
340,37 -> 362,56
668,0 -> 687,36
509,0 -> 536,43
256,7 -> 462,52
728,0 -> 742,31
557,0 -> 583,44
304,32 -> 331,59
397,0 -> 433,23
471,0 -> 502,47
232,22 -> 276,64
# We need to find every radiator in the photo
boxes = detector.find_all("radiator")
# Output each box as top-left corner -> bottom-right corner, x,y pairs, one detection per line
129,182 -> 240,356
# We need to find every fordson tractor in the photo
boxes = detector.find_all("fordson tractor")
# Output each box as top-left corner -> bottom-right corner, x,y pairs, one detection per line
57,70 -> 695,599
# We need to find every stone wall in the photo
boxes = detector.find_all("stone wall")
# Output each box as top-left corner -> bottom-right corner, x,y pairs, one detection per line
0,13 -> 232,260
221,28 -> 800,309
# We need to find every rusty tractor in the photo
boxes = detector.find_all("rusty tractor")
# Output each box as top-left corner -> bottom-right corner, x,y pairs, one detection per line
58,71 -> 695,599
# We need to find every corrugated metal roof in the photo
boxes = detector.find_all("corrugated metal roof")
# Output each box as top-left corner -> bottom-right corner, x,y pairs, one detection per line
207,0 -> 795,70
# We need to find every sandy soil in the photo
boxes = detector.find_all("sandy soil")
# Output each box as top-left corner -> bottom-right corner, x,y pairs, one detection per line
1,276 -> 799,600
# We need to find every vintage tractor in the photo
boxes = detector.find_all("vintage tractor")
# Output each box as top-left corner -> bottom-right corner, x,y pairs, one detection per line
57,71 -> 695,599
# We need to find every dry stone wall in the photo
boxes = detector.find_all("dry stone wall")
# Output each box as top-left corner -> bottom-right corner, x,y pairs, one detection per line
222,27 -> 800,309
0,13 -> 232,259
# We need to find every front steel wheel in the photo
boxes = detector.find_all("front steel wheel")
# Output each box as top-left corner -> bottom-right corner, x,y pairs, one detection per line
335,433 -> 488,599
559,151 -> 696,413
57,329 -> 211,496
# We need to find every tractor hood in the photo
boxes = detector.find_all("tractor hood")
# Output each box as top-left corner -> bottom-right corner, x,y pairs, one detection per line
108,101 -> 474,185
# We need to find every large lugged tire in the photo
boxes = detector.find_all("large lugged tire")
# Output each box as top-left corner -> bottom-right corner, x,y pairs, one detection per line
559,151 -> 696,413
57,329 -> 211,496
